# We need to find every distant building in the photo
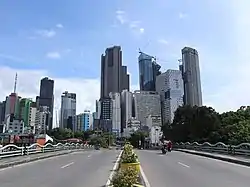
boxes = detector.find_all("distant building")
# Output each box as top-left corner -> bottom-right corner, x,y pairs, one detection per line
110,92 -> 121,136
121,90 -> 133,131
83,110 -> 91,131
37,77 -> 54,130
138,52 -> 161,91
156,69 -> 184,123
181,47 -> 202,106
100,46 -> 130,99
134,91 -> 161,126
0,101 -> 6,124
145,115 -> 162,128
5,93 -> 20,118
99,98 -> 112,131
60,91 -> 76,129
35,106 -> 50,134
4,114 -> 24,134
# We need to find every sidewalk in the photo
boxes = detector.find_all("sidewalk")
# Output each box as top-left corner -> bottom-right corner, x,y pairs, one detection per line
0,150 -> 83,169
176,149 -> 250,166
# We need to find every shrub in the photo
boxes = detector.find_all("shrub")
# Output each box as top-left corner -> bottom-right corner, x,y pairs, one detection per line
112,166 -> 138,187
121,152 -> 138,163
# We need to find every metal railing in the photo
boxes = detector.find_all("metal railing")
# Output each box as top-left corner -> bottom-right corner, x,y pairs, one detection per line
0,143 -> 92,159
174,142 -> 250,157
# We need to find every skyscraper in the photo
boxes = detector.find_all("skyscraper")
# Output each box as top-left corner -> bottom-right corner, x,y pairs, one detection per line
60,91 -> 76,129
156,69 -> 184,123
138,52 -> 161,91
37,77 -> 54,130
181,47 -> 202,106
100,46 -> 129,98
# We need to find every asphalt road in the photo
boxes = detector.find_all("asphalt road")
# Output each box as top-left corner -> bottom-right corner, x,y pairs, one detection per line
136,150 -> 250,187
0,149 -> 120,187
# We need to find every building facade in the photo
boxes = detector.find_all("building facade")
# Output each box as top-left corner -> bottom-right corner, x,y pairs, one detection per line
37,77 -> 54,130
134,91 -> 161,126
121,90 -> 133,130
156,69 -> 184,123
181,47 -> 202,106
109,92 -> 121,136
99,98 -> 112,131
100,46 -> 129,98
5,93 -> 20,118
0,101 -> 6,125
138,52 -> 161,91
60,91 -> 76,129
35,106 -> 49,134
83,110 -> 91,131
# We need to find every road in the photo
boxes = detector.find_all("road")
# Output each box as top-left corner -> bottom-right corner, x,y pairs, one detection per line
137,150 -> 250,187
0,149 -> 120,187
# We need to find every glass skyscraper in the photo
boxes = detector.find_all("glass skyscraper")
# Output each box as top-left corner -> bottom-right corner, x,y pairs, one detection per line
138,52 -> 161,91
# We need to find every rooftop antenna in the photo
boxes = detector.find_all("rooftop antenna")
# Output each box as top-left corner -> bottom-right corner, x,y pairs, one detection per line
13,73 -> 18,93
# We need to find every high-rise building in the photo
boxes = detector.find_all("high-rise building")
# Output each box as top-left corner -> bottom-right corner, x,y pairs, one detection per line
181,47 -> 202,106
99,98 -> 112,131
5,93 -> 20,118
109,92 -> 121,136
138,52 -> 161,91
121,90 -> 133,130
156,69 -> 184,123
0,101 -> 6,124
134,91 -> 161,126
100,46 -> 129,98
83,110 -> 91,131
35,106 -> 49,134
37,77 -> 54,130
19,98 -> 32,126
60,91 -> 76,129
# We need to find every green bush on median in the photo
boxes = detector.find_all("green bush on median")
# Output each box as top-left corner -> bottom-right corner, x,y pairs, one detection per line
111,166 -> 139,187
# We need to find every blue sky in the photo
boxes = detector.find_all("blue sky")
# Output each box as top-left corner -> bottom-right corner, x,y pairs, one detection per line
0,0 -> 250,114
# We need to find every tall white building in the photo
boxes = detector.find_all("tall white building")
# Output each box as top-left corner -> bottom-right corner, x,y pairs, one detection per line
109,92 -> 121,136
29,105 -> 37,133
156,69 -> 184,123
121,90 -> 133,129
60,91 -> 76,128
134,91 -> 161,126
35,106 -> 49,134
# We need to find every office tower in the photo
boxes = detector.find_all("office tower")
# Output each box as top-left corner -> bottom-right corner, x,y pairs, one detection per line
134,91 -> 161,126
109,92 -> 121,136
181,47 -> 202,106
121,90 -> 133,130
83,110 -> 91,131
99,98 -> 112,131
156,69 -> 184,123
37,77 -> 54,130
138,52 -> 161,91
19,98 -> 32,126
100,46 -> 129,98
5,93 -> 21,118
60,91 -> 76,129
35,106 -> 49,134
0,101 -> 6,124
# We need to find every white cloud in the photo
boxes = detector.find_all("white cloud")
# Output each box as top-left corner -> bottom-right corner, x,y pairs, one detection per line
46,52 -> 61,59
36,29 -> 56,38
56,24 -> 64,28
0,66 -> 100,128
179,12 -> 187,19
158,39 -> 169,45
116,10 -> 127,24
115,11 -> 145,34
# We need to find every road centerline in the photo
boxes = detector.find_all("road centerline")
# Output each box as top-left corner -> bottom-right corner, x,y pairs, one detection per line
61,162 -> 74,169
178,162 -> 190,168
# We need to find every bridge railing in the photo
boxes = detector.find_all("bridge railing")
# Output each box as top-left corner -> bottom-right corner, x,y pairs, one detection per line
0,143 -> 92,159
174,142 -> 250,157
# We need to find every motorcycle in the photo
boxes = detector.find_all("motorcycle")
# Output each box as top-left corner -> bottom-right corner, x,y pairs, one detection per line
161,147 -> 167,154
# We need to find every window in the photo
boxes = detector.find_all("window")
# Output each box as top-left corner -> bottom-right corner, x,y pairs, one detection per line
174,79 -> 179,89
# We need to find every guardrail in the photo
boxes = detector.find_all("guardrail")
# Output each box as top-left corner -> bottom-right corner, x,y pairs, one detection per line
174,142 -> 250,157
0,143 -> 92,159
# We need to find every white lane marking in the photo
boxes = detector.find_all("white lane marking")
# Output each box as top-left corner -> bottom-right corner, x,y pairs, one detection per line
105,151 -> 123,186
178,162 -> 190,168
88,154 -> 92,158
0,153 -> 72,173
178,151 -> 250,169
61,162 -> 74,169
140,165 -> 151,187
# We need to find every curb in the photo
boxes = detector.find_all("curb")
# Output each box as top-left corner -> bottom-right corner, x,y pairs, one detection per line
0,149 -> 85,169
176,149 -> 250,167
105,150 -> 123,187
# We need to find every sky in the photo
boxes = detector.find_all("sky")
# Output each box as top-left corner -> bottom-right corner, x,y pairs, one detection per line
0,0 -> 250,125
